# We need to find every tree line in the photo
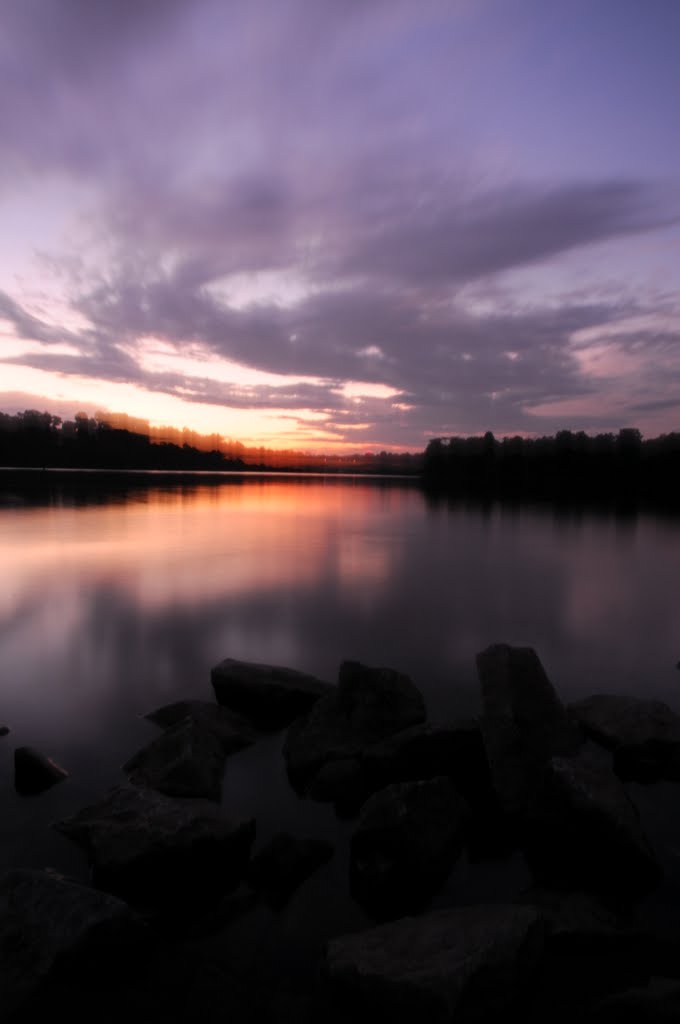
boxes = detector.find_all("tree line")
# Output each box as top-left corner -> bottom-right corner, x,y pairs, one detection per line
0,410 -> 245,472
2,411 -> 679,499
0,409 -> 421,474
423,429 -> 680,502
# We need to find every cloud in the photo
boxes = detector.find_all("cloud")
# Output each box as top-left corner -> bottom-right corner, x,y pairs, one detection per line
1,0 -> 679,446
332,181 -> 676,285
0,290 -> 78,345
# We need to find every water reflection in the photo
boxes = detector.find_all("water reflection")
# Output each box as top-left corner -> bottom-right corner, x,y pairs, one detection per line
1,479 -> 419,613
0,474 -> 679,880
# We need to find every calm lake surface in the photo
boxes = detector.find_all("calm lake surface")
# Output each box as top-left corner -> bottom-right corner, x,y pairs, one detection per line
1,472 -> 680,954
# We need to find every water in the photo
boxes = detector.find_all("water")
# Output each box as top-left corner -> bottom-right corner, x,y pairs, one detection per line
1,472 -> 679,953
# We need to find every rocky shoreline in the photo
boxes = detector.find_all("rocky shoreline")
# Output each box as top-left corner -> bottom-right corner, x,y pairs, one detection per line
3,648 -> 680,1021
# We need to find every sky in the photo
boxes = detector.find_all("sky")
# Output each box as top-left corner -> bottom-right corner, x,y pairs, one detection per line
1,0 -> 679,453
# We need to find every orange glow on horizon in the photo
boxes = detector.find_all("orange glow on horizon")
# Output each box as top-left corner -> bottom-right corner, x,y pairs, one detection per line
0,362 -> 419,455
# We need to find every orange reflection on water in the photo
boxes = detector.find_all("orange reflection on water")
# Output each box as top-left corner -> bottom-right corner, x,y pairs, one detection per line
0,478 -> 419,613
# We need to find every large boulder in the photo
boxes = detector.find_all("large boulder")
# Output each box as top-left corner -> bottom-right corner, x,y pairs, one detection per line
324,903 -> 544,1023
350,777 -> 467,918
569,694 -> 680,782
0,868 -> 146,1020
523,745 -> 661,900
53,785 -> 255,908
284,661 -> 427,794
145,700 -> 257,754
123,717 -> 227,801
210,658 -> 333,730
246,833 -> 334,907
14,746 -> 68,795
476,644 -> 582,816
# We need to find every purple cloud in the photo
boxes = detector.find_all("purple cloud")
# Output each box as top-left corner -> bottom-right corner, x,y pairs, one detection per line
1,0 -> 679,445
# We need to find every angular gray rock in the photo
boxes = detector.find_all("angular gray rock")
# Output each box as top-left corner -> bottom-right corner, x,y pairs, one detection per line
14,746 -> 68,795
0,868 -> 145,1020
210,657 -> 333,730
324,903 -> 544,1023
350,777 -> 467,918
54,784 -> 255,907
246,832 -> 334,906
284,661 -> 427,793
569,694 -> 680,782
524,744 -> 661,899
476,644 -> 582,816
123,717 -> 227,801
145,699 -> 257,753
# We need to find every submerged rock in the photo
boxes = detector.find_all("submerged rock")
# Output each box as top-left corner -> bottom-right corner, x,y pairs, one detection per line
247,833 -> 334,906
123,717 -> 227,801
14,746 -> 68,795
477,644 -> 582,818
145,699 -> 257,753
569,694 -> 680,782
210,658 -> 333,730
324,903 -> 544,1023
524,744 -> 661,900
0,868 -> 145,1020
284,661 -> 427,794
350,777 -> 467,918
54,784 -> 255,907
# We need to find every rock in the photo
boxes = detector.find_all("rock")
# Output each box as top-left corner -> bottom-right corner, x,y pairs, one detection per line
284,661 -> 427,793
0,724 -> 9,736
361,719 -> 492,801
210,658 -> 333,730
584,979 -> 680,1023
324,903 -> 544,1023
350,777 -> 467,918
517,889 -> 650,1010
569,694 -> 680,782
145,700 -> 257,753
14,746 -> 68,795
524,744 -> 661,900
247,833 -> 334,906
0,868 -> 146,1020
123,717 -> 227,801
633,910 -> 680,982
476,643 -> 582,816
521,887 -> 639,950
308,757 -> 366,814
54,784 -> 255,908
360,724 -> 506,865
284,697 -> 361,792
335,660 -> 427,735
